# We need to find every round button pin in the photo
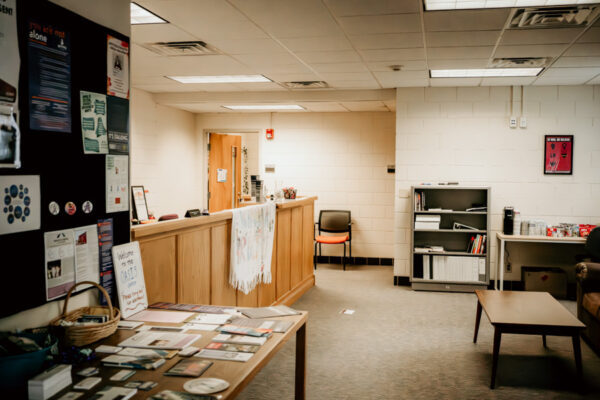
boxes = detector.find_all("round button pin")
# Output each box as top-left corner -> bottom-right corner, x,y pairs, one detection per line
49,201 -> 60,216
64,201 -> 77,216
82,200 -> 93,214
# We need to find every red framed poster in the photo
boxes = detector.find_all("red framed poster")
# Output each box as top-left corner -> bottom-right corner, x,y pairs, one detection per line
544,135 -> 573,175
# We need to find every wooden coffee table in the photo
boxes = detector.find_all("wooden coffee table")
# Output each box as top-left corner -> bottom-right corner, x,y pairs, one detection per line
473,290 -> 585,389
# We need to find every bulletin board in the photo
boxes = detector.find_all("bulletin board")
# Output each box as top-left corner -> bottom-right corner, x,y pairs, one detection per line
0,0 -> 130,318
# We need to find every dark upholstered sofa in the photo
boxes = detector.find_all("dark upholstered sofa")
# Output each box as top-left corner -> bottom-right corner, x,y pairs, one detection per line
576,262 -> 600,354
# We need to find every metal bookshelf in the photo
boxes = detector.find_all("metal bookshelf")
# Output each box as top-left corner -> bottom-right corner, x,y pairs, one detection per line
410,185 -> 491,292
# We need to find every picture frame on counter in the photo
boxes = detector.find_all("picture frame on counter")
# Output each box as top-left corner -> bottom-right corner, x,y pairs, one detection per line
131,185 -> 149,221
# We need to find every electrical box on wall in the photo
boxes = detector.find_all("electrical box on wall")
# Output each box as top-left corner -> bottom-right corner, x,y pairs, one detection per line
266,128 -> 274,140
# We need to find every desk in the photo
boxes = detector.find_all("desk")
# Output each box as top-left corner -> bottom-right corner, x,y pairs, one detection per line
495,233 -> 586,291
50,310 -> 308,399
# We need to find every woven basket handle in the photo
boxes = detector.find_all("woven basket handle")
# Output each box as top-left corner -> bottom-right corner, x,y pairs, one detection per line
61,281 -> 115,320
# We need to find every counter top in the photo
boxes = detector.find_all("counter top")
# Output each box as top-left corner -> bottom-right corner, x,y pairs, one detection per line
131,196 -> 317,239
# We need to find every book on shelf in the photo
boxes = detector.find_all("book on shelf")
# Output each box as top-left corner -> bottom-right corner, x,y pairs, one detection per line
211,333 -> 267,346
427,208 -> 453,212
414,191 -> 426,211
414,246 -> 444,253
414,222 -> 440,230
421,255 -> 483,282
415,214 -> 441,222
467,234 -> 486,254
164,358 -> 213,377
101,354 -> 166,370
204,342 -> 260,353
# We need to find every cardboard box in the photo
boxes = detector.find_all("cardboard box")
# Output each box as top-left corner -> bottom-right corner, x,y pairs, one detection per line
522,267 -> 567,299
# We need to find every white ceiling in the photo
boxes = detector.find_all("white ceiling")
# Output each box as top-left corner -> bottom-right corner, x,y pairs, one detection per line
131,0 -> 600,112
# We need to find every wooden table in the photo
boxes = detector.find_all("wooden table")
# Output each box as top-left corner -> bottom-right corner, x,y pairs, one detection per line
495,233 -> 585,290
473,290 -> 585,389
50,311 -> 308,399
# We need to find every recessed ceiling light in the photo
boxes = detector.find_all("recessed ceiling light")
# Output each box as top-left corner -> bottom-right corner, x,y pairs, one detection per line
131,3 -> 167,24
430,68 -> 543,77
223,105 -> 305,110
423,0 -> 600,11
167,75 -> 271,84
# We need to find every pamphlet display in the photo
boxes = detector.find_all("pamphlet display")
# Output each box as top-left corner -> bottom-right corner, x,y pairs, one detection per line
27,19 -> 71,133
0,175 -> 40,235
112,241 -> 148,319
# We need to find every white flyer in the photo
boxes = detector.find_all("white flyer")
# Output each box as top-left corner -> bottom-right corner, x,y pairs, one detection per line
0,0 -> 19,110
45,229 -> 76,300
106,154 -> 129,213
80,91 -> 108,154
107,35 -> 129,99
0,175 -> 40,235
74,224 -> 100,287
112,241 -> 148,319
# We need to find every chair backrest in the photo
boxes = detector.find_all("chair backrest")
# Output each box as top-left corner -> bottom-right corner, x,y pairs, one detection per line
318,210 -> 351,233
586,227 -> 600,261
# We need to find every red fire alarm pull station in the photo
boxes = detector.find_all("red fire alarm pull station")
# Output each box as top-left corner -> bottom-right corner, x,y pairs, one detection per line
266,129 -> 274,140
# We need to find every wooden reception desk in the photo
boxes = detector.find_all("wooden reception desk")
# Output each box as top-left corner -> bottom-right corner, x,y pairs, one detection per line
130,196 -> 317,307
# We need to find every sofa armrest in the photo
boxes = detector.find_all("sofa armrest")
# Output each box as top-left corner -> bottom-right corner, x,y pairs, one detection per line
576,262 -> 600,293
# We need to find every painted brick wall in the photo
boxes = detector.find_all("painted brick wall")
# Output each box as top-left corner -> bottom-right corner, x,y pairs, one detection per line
394,85 -> 600,279
197,112 -> 396,258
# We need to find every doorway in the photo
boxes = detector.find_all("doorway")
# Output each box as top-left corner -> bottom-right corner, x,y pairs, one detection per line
207,133 -> 242,212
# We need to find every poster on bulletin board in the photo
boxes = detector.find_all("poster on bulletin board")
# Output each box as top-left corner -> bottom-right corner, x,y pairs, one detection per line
112,241 -> 148,319
107,35 -> 129,99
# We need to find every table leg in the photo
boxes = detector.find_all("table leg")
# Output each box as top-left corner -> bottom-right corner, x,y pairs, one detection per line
473,300 -> 482,343
295,322 -> 306,400
542,335 -> 547,348
498,239 -> 505,291
572,332 -> 583,378
491,326 -> 502,389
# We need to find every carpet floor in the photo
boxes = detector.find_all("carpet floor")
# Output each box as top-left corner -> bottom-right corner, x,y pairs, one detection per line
238,265 -> 600,400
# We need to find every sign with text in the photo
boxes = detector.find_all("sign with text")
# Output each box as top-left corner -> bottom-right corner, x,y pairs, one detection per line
112,241 -> 148,319
544,135 -> 573,175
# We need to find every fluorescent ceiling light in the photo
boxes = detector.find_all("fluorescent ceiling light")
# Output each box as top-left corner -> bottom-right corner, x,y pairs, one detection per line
167,75 -> 271,84
430,68 -> 543,77
131,3 -> 167,24
424,1 -> 600,11
223,105 -> 305,110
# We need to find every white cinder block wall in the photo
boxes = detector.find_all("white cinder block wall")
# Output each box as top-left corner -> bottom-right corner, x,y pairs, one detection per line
394,85 -> 600,280
197,112 -> 396,258
130,89 -> 202,218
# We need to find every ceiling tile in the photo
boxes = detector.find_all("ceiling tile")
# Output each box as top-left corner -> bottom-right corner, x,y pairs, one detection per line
234,52 -> 301,66
359,48 -> 426,62
375,71 -> 429,88
493,44 -> 569,58
295,50 -> 362,63
430,78 -> 481,87
541,67 -> 600,79
176,104 -> 226,113
279,36 -> 353,52
320,72 -> 375,81
578,28 -> 600,43
426,31 -> 501,47
480,77 -> 537,86
380,77 -> 430,87
132,54 -> 254,77
298,102 -> 348,112
563,43 -> 600,56
337,14 -> 422,35
424,9 -> 510,32
246,63 -> 313,74
131,23 -> 198,44
428,59 -> 489,68
500,28 -> 583,46
552,56 -> 600,68
350,33 -> 424,49
264,73 -> 324,82
131,75 -> 173,85
341,101 -> 389,112
131,43 -> 162,61
210,38 -> 288,54
428,46 -> 494,60
325,0 -> 420,16
327,80 -> 381,89
310,62 -> 370,73
367,60 -> 428,72
229,0 -> 343,38
533,76 -> 594,85
232,82 -> 287,91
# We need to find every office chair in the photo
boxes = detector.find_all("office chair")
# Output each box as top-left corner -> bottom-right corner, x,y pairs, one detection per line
314,210 -> 352,270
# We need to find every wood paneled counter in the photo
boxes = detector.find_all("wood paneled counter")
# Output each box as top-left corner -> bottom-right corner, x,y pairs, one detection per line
130,197 -> 317,307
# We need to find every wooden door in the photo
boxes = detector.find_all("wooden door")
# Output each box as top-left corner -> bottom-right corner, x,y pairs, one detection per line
209,133 -> 242,212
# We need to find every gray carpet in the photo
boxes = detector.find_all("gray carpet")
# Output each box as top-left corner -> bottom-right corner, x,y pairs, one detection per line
238,265 -> 600,399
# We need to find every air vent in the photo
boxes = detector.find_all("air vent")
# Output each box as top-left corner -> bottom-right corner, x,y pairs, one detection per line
282,81 -> 329,89
509,5 -> 600,29
142,41 -> 219,56
491,57 -> 550,68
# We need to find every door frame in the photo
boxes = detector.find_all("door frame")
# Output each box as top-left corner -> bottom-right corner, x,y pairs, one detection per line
203,129 -> 261,210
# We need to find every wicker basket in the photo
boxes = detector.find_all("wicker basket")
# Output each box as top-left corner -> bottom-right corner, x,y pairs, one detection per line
49,281 -> 120,347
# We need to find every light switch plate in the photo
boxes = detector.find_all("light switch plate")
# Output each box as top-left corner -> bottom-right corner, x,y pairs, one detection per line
519,116 -> 527,128
509,116 -> 517,128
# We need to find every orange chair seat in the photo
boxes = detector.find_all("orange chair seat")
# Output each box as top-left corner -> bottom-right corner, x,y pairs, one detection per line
316,235 -> 348,244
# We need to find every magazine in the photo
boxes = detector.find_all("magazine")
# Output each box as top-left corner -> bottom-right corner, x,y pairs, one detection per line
118,331 -> 201,350
194,349 -> 253,362
163,359 -> 212,377
240,305 -> 300,319
101,355 -> 165,370
211,334 -> 267,346
204,342 -> 259,353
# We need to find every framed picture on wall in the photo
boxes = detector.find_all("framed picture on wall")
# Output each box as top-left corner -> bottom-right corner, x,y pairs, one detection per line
131,185 -> 149,221
544,135 -> 573,175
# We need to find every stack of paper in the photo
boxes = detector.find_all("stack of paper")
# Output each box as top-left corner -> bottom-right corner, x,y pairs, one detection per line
415,215 -> 441,230
28,364 -> 72,400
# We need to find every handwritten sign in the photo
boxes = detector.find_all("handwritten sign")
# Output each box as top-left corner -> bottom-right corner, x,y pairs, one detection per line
112,241 -> 148,319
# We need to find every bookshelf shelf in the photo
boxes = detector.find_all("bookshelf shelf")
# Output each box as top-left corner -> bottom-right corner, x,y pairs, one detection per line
411,185 -> 491,293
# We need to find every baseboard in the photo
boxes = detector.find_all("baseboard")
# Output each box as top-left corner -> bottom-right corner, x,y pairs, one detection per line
314,255 -> 394,266
394,276 -> 410,286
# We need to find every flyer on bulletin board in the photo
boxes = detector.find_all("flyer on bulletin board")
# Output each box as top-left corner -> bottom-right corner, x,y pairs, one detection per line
74,224 -> 100,289
28,19 -> 71,133
44,229 -> 76,300
0,175 -> 40,235
107,96 -> 129,154
98,218 -> 115,305
107,35 -> 129,99
112,241 -> 148,319
80,91 -> 108,154
106,154 -> 129,213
